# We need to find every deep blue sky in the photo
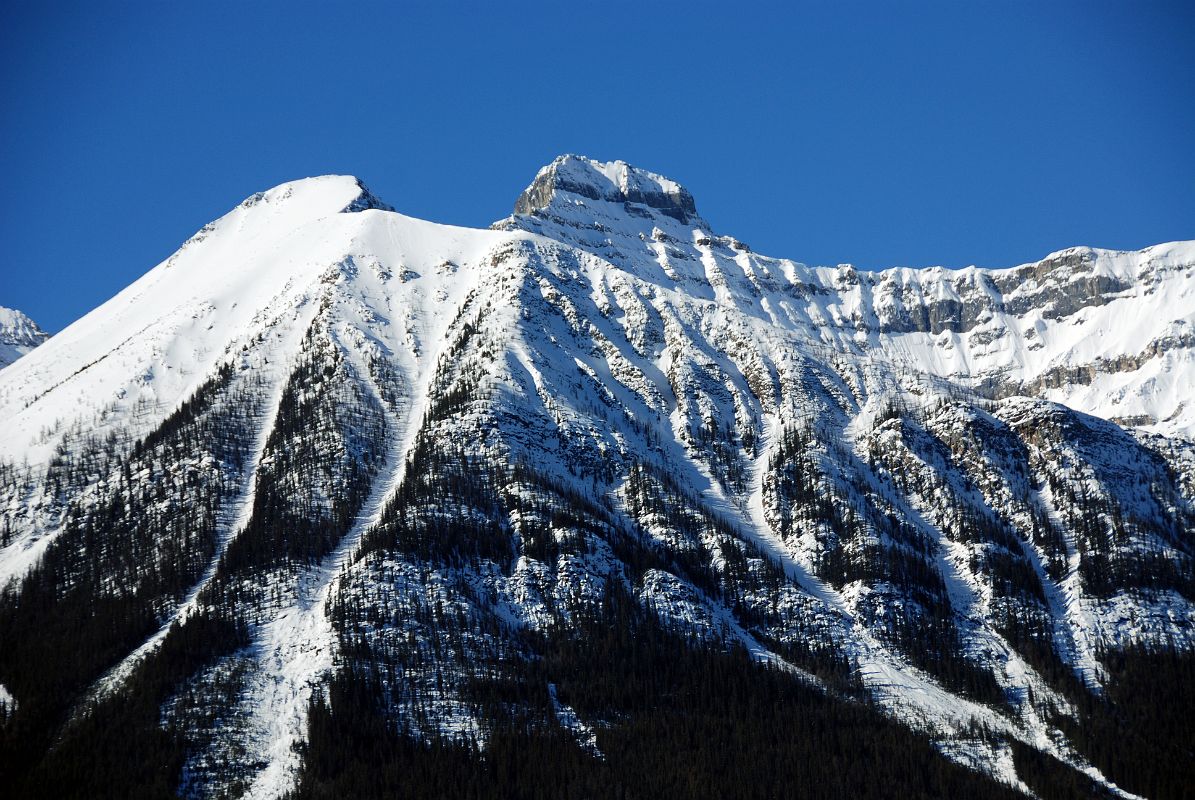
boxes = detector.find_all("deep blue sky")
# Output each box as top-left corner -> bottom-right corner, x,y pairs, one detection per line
2,1 -> 1193,332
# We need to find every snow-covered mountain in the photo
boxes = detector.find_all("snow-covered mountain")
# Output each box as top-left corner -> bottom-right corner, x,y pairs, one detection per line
0,306 -> 49,368
0,157 -> 1191,799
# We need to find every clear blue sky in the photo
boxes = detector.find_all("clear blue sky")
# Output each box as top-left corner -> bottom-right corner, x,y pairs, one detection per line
2,1 -> 1193,332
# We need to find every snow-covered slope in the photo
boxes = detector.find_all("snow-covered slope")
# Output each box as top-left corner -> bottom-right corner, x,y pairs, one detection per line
498,156 -> 1195,437
0,306 -> 50,368
0,156 -> 1191,799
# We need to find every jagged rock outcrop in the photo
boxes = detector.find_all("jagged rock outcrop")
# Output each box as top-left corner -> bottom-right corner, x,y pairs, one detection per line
0,306 -> 49,368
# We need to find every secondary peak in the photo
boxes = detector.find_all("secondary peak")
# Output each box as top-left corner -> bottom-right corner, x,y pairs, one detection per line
513,154 -> 700,224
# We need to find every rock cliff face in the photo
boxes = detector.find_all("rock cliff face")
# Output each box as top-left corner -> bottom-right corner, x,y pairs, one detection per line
0,158 -> 1192,799
513,154 -> 702,223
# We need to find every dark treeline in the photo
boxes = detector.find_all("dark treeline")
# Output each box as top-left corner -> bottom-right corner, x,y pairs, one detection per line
289,587 -> 1103,800
6,610 -> 249,800
0,362 -> 258,790
1061,644 -> 1195,800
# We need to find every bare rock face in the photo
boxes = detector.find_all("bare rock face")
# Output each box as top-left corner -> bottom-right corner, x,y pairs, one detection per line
513,154 -> 701,223
341,178 -> 396,213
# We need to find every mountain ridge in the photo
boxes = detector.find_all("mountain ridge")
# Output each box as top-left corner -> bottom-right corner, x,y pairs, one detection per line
0,157 -> 1192,799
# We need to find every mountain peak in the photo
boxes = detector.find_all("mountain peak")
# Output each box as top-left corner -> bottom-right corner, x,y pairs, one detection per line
341,177 -> 396,213
513,154 -> 701,224
234,175 -> 394,216
0,305 -> 49,368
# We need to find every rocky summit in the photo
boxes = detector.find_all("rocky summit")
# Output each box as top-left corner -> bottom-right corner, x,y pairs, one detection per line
0,156 -> 1192,799
0,306 -> 49,369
